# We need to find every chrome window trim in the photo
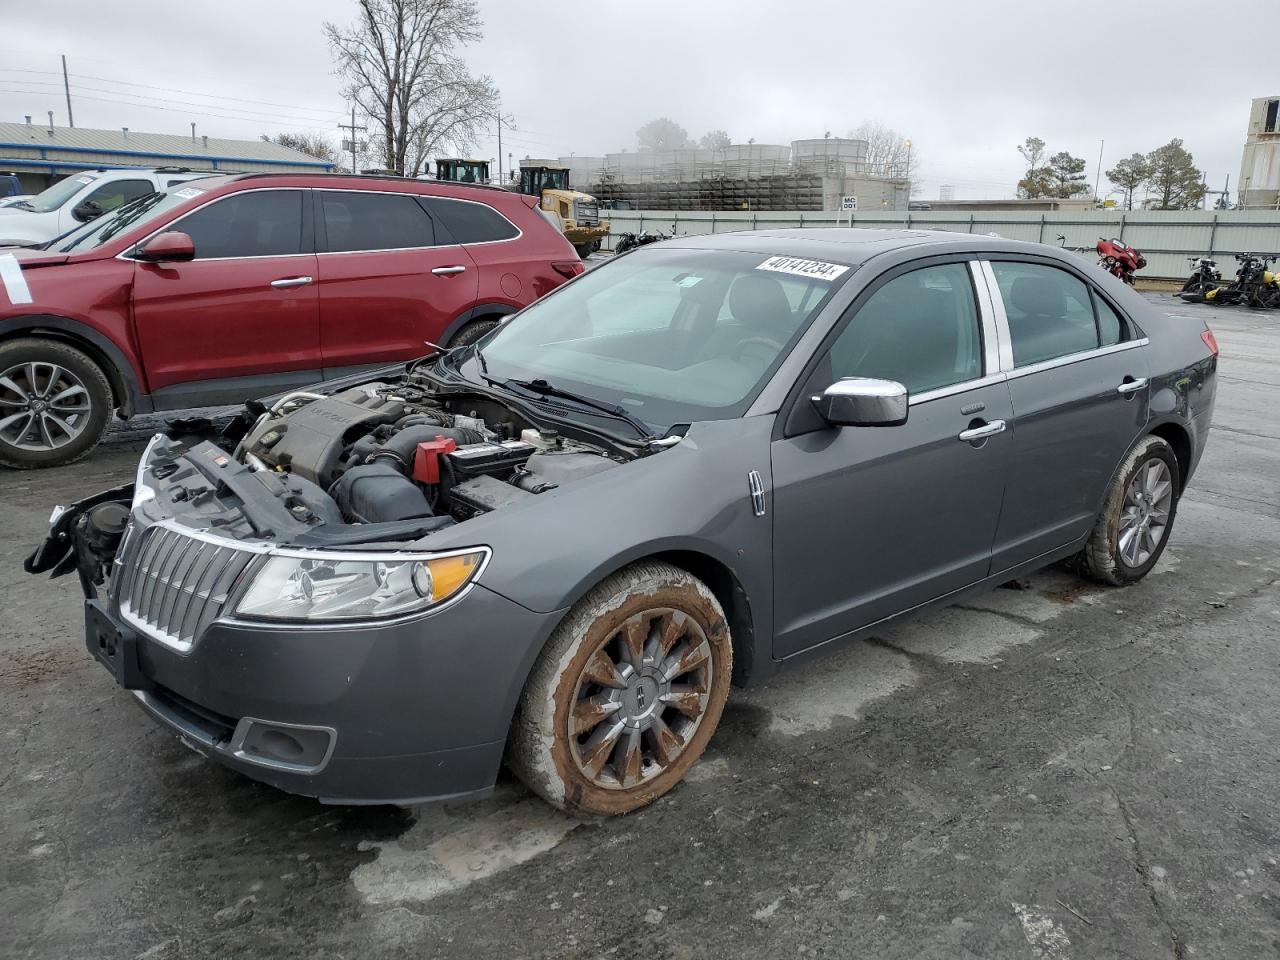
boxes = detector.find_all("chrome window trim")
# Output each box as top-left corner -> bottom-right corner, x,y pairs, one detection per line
908,372 -> 1009,407
115,186 -> 311,264
1003,337 -> 1149,381
978,260 -> 1016,371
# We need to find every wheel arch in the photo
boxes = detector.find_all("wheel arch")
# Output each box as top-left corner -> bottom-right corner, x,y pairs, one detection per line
0,315 -> 143,416
1147,420 -> 1192,493
442,302 -> 518,346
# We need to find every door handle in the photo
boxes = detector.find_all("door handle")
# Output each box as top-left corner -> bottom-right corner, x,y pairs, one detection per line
958,419 -> 1006,442
431,265 -> 467,276
1116,377 -> 1148,395
270,276 -> 313,289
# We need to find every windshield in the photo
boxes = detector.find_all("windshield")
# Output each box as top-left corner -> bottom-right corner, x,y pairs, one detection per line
456,247 -> 849,432
25,174 -> 97,213
51,188 -> 196,254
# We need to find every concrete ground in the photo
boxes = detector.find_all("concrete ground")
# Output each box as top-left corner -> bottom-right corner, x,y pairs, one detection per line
2,294 -> 1278,960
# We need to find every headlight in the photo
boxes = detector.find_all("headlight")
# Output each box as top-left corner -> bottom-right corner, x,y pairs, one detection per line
231,548 -> 487,622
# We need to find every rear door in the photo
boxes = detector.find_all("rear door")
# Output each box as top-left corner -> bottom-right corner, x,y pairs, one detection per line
984,259 -> 1150,572
131,188 -> 322,404
314,189 -> 478,373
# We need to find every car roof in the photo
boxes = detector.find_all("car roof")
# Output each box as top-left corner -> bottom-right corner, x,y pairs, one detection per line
661,228 -> 1065,268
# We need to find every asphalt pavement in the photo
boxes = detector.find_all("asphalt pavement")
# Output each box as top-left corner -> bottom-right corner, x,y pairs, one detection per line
1,293 -> 1277,960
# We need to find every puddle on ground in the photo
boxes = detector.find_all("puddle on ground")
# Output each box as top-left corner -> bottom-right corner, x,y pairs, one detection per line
351,786 -> 578,905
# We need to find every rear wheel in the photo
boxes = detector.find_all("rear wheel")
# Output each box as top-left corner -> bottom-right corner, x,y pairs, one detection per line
448,318 -> 499,348
507,562 -> 732,816
0,338 -> 113,469
1077,436 -> 1180,586
574,242 -> 598,259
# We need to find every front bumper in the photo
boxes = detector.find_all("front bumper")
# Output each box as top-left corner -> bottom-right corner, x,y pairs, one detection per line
77,538 -> 560,805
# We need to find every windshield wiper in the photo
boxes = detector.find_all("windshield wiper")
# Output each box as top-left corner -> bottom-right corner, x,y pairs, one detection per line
502,377 -> 656,441
96,193 -> 163,242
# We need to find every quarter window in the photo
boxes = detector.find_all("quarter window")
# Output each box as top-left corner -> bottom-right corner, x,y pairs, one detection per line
826,262 -> 983,394
990,261 -> 1099,366
424,197 -> 518,243
1092,291 -> 1126,346
321,191 -> 436,251
175,190 -> 305,259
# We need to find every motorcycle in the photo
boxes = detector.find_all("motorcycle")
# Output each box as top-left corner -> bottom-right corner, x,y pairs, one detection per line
1096,237 -> 1146,285
1178,256 -> 1225,303
1235,253 -> 1280,308
613,223 -> 676,255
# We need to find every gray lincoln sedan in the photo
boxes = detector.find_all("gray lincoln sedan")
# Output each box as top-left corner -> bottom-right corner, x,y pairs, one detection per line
27,229 -> 1217,816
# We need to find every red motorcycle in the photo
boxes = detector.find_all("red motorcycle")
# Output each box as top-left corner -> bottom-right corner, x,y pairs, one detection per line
1096,237 -> 1146,285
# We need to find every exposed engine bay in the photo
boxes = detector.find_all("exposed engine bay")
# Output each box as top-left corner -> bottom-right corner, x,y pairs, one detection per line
135,371 -> 636,547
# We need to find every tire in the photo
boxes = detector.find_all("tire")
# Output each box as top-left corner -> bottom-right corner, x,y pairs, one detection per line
1077,436 -> 1180,586
574,243 -> 594,259
447,318 -> 498,348
507,561 -> 733,816
0,338 -> 113,470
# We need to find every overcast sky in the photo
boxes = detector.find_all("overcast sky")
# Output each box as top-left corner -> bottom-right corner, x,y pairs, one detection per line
3,0 -> 1275,201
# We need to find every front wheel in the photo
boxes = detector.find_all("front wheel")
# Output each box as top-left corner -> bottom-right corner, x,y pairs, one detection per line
0,338 -> 113,469
447,318 -> 499,348
507,562 -> 733,816
1077,436 -> 1180,586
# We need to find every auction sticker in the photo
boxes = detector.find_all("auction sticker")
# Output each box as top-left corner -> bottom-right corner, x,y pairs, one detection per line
756,255 -> 850,281
0,253 -> 32,305
173,187 -> 205,200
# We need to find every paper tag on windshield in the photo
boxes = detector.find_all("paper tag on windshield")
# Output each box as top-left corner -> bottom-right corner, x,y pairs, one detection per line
173,187 -> 205,199
756,255 -> 850,281
77,176 -> 94,185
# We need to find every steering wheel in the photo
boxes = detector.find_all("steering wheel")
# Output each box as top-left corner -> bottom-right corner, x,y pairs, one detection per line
730,335 -> 785,366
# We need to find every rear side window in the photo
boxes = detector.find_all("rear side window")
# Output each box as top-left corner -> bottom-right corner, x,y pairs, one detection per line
826,262 -> 983,394
425,197 -> 519,244
176,190 -> 304,259
321,191 -> 436,251
990,261 -> 1098,367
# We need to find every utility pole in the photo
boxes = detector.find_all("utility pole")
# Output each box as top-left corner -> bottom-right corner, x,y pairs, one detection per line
337,105 -> 366,174
903,138 -> 912,210
61,55 -> 73,128
496,113 -> 502,185
1094,139 -> 1104,202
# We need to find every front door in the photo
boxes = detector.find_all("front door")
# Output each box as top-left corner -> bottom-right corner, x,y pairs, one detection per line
314,189 -> 478,372
131,188 -> 322,405
770,260 -> 1012,658
984,259 -> 1150,572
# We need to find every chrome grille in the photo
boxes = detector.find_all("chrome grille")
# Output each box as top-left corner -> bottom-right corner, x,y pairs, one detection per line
118,524 -> 255,649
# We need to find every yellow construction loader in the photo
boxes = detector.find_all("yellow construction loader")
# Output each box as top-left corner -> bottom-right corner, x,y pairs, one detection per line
518,161 -> 609,259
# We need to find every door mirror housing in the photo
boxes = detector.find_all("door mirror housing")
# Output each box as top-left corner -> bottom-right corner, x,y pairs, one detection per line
71,200 -> 103,223
811,377 -> 908,427
135,231 -> 195,263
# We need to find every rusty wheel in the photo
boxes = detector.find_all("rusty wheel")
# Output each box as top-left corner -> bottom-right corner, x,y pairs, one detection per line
507,561 -> 732,816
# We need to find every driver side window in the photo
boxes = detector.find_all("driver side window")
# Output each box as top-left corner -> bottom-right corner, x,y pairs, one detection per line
826,262 -> 983,394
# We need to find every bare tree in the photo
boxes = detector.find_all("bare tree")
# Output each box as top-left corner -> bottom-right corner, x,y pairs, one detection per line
1016,136 -> 1051,198
267,132 -> 342,169
636,118 -> 692,151
698,129 -> 731,151
850,120 -> 916,176
325,0 -> 498,177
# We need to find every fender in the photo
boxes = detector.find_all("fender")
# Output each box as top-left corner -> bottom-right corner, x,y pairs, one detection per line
0,313 -> 148,416
441,301 -> 519,345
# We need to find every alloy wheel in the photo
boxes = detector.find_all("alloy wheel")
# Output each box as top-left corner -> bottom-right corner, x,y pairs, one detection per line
1118,457 -> 1174,568
568,608 -> 714,790
0,361 -> 94,452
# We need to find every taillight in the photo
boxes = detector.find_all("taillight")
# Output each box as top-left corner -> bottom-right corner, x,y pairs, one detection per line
552,260 -> 584,279
1200,329 -> 1219,357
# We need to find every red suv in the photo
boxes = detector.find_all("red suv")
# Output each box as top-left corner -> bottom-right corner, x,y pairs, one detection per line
0,173 -> 583,468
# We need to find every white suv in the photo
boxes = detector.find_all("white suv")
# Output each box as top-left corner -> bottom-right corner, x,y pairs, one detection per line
0,167 -> 212,247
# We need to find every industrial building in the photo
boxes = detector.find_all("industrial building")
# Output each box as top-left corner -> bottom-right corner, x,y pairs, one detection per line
0,119 -> 334,192
556,138 -> 910,212
1239,96 -> 1280,209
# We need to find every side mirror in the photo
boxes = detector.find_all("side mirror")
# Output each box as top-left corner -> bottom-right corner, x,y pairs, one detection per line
811,377 -> 908,427
71,200 -> 103,223
135,231 -> 195,263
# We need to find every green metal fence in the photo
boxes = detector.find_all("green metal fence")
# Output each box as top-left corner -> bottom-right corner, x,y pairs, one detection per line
601,208 -> 1280,280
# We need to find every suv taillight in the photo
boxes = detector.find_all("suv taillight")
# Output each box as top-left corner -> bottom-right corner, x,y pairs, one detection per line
552,260 -> 584,279
1201,329 -> 1219,357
